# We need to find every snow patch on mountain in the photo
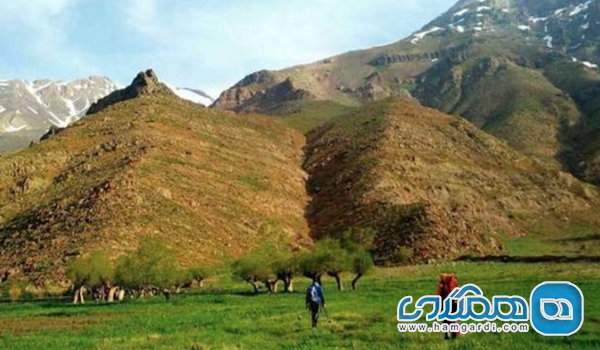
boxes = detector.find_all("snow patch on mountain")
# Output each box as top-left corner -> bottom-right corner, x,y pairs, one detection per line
570,1 -> 592,16
411,27 -> 445,44
454,9 -> 469,17
166,84 -> 214,106
5,124 -> 27,133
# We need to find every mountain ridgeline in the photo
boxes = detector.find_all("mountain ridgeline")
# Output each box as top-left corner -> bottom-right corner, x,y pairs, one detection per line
214,0 -> 600,186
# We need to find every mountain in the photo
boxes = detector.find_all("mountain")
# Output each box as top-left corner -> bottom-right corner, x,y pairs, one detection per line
304,98 -> 600,263
0,77 -> 118,153
0,70 -> 310,284
214,0 -> 600,184
2,69 -> 600,284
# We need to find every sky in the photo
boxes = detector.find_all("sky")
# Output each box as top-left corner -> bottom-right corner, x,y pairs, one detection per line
0,0 -> 457,97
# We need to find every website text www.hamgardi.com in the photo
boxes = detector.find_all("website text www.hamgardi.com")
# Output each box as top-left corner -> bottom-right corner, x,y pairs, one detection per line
398,322 -> 530,334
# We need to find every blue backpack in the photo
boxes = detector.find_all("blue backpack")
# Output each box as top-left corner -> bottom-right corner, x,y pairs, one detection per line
307,284 -> 323,304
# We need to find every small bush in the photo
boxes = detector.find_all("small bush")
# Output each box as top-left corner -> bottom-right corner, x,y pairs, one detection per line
393,246 -> 413,264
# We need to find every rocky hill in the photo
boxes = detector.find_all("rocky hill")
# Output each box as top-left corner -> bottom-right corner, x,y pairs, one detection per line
0,71 -> 310,285
2,68 -> 600,283
304,98 -> 600,263
214,0 -> 600,185
0,77 -> 118,153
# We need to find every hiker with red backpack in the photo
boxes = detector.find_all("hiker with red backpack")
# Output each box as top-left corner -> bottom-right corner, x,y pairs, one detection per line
437,273 -> 460,339
306,280 -> 326,327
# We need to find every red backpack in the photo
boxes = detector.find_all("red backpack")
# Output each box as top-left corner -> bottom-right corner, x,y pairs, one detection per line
437,273 -> 459,300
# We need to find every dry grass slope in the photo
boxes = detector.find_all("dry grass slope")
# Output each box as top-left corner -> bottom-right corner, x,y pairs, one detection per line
0,92 -> 310,285
304,98 -> 600,263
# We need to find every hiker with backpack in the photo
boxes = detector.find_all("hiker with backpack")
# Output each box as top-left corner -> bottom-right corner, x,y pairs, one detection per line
437,273 -> 460,340
306,280 -> 326,327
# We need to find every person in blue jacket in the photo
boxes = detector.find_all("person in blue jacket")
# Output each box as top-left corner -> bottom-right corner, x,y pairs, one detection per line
306,281 -> 326,327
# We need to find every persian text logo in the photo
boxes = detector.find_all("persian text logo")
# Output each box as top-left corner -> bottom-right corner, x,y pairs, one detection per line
397,282 -> 584,336
397,284 -> 529,323
530,282 -> 584,336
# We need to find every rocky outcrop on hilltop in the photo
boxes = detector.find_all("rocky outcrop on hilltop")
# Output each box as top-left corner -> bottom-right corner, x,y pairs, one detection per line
87,69 -> 175,115
214,75 -> 315,113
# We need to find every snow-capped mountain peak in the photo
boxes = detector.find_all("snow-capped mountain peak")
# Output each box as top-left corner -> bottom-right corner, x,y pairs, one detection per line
0,76 -> 118,152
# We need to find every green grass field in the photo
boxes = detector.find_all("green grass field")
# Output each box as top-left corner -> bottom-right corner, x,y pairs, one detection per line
1,262 -> 599,350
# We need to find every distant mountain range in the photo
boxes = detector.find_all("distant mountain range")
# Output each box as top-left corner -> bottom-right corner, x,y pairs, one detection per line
0,77 -> 118,152
0,77 -> 213,153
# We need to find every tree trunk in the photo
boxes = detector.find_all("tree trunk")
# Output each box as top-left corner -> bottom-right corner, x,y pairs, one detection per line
73,286 -> 86,304
283,276 -> 294,293
351,273 -> 363,291
107,287 -> 118,302
329,273 -> 344,292
248,280 -> 260,294
117,289 -> 126,301
264,280 -> 279,293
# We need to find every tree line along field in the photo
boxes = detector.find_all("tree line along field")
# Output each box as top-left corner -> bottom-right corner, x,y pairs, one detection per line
1,262 -> 599,350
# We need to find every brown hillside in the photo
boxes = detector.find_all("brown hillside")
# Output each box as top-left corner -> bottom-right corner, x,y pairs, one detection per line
303,98 -> 600,264
0,73 -> 310,285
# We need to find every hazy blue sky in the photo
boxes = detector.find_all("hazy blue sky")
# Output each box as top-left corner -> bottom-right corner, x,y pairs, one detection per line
0,0 -> 457,96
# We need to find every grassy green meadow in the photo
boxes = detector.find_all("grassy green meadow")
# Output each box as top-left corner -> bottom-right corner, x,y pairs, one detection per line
1,262 -> 599,350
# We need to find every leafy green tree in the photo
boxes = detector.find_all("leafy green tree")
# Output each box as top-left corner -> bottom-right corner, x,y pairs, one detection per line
340,227 -> 376,291
298,247 -> 330,284
115,237 -> 184,300
232,255 -> 273,293
271,252 -> 299,293
66,251 -> 114,303
349,250 -> 374,290
67,251 -> 114,289
318,239 -> 351,291
186,266 -> 211,288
